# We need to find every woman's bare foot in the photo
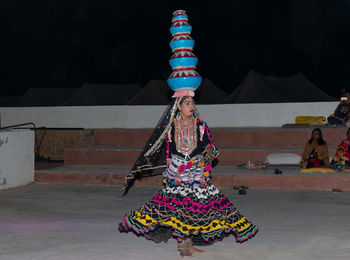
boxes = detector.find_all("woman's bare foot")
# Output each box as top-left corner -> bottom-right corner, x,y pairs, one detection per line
178,239 -> 193,258
179,249 -> 193,258
188,246 -> 204,255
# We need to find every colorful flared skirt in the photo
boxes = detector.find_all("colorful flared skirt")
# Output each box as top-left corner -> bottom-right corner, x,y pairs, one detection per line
118,183 -> 258,245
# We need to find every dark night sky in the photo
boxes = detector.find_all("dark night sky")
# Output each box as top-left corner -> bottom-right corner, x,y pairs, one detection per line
1,0 -> 350,98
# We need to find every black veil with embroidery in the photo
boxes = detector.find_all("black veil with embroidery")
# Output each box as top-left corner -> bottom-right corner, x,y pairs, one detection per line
122,98 -> 180,195
122,97 -> 200,195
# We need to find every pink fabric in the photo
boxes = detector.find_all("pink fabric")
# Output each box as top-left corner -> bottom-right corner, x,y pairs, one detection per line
204,164 -> 212,171
179,164 -> 186,173
205,124 -> 214,145
186,161 -> 193,168
339,139 -> 350,161
165,135 -> 170,159
172,90 -> 195,97
152,194 -> 232,213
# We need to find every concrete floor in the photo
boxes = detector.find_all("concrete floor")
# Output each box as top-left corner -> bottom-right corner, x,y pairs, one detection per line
1,184 -> 350,260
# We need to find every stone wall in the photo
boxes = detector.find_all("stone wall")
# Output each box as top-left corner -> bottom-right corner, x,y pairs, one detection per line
0,102 -> 339,128
35,129 -> 95,160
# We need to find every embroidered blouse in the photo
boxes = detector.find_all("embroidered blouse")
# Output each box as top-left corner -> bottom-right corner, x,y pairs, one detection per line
165,118 -> 216,160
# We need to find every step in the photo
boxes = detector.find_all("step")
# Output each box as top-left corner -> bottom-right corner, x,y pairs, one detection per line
64,147 -> 141,166
94,129 -> 152,147
64,147 -> 336,166
212,128 -> 345,148
34,165 -> 350,191
94,128 -> 347,148
218,147 -> 336,165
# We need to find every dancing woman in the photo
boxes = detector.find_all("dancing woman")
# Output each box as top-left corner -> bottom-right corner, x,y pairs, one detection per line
119,96 -> 258,258
118,10 -> 258,258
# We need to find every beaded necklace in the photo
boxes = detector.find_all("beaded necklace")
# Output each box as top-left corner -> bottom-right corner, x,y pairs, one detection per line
175,117 -> 197,157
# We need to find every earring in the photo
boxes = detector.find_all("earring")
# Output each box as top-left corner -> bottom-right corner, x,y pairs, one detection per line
176,112 -> 182,121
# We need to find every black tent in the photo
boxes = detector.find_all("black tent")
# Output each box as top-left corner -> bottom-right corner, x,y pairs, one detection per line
63,83 -> 142,106
127,78 -> 228,105
0,88 -> 78,107
126,79 -> 172,105
224,70 -> 336,103
0,95 -> 18,107
195,78 -> 228,104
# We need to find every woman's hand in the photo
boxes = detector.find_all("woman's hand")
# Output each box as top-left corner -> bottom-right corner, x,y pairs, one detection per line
166,158 -> 172,167
202,146 -> 214,157
300,159 -> 307,169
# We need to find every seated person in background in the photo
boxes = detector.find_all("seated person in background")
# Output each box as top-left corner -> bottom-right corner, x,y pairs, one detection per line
334,90 -> 350,126
301,128 -> 330,168
331,128 -> 350,170
330,145 -> 349,170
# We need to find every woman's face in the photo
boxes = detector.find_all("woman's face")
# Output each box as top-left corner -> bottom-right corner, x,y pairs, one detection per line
178,96 -> 195,119
312,130 -> 320,141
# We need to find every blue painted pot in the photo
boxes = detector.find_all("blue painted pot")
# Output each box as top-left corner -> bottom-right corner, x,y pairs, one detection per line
169,57 -> 198,69
169,39 -> 194,51
170,25 -> 192,35
172,14 -> 188,23
167,76 -> 202,92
